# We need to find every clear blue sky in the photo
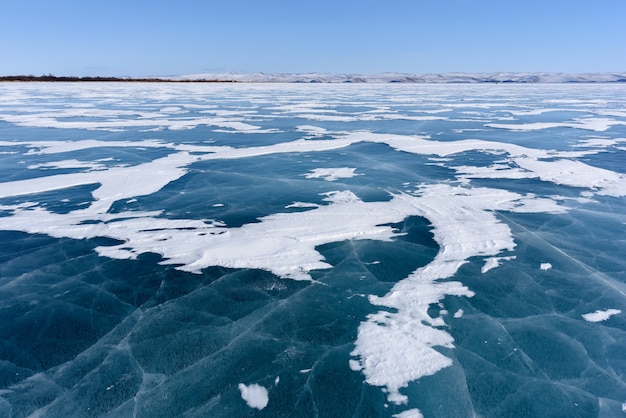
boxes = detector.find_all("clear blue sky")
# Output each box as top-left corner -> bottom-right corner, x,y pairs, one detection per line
2,0 -> 625,77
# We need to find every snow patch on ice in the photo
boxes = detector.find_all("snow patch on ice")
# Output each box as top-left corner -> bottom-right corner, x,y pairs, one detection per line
285,202 -> 320,209
27,159 -> 114,171
482,256 -> 516,273
350,185 -> 565,404
486,117 -> 626,132
305,167 -> 360,181
0,139 -> 169,155
393,409 -> 424,418
238,383 -> 269,410
573,137 -> 626,148
454,164 -> 536,182
540,263 -> 553,271
582,309 -> 621,323
296,125 -> 329,135
513,158 -> 626,196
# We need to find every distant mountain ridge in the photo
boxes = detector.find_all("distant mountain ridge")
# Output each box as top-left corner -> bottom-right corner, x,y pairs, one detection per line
3,72 -> 625,83
171,72 -> 626,83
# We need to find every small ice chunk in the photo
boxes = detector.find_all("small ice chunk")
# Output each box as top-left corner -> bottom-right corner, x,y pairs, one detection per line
238,383 -> 269,410
540,263 -> 552,270
582,309 -> 621,323
453,309 -> 464,318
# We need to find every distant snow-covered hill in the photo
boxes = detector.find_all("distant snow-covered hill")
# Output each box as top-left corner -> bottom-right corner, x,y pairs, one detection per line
171,72 -> 626,83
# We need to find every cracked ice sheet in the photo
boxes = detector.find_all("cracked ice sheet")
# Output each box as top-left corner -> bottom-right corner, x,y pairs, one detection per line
0,96 -> 625,414
0,180 -> 566,412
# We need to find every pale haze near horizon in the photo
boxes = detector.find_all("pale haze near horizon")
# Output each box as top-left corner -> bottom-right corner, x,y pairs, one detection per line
1,0 -> 625,77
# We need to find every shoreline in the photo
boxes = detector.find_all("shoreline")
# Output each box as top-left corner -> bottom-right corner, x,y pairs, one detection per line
0,75 -> 231,83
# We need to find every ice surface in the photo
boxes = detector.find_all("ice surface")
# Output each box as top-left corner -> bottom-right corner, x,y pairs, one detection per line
0,82 -> 625,417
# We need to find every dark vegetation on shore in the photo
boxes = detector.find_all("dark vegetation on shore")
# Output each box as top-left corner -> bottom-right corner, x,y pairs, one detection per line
0,75 -> 230,82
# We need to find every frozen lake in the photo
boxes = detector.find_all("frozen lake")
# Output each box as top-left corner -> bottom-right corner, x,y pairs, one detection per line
0,82 -> 625,417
